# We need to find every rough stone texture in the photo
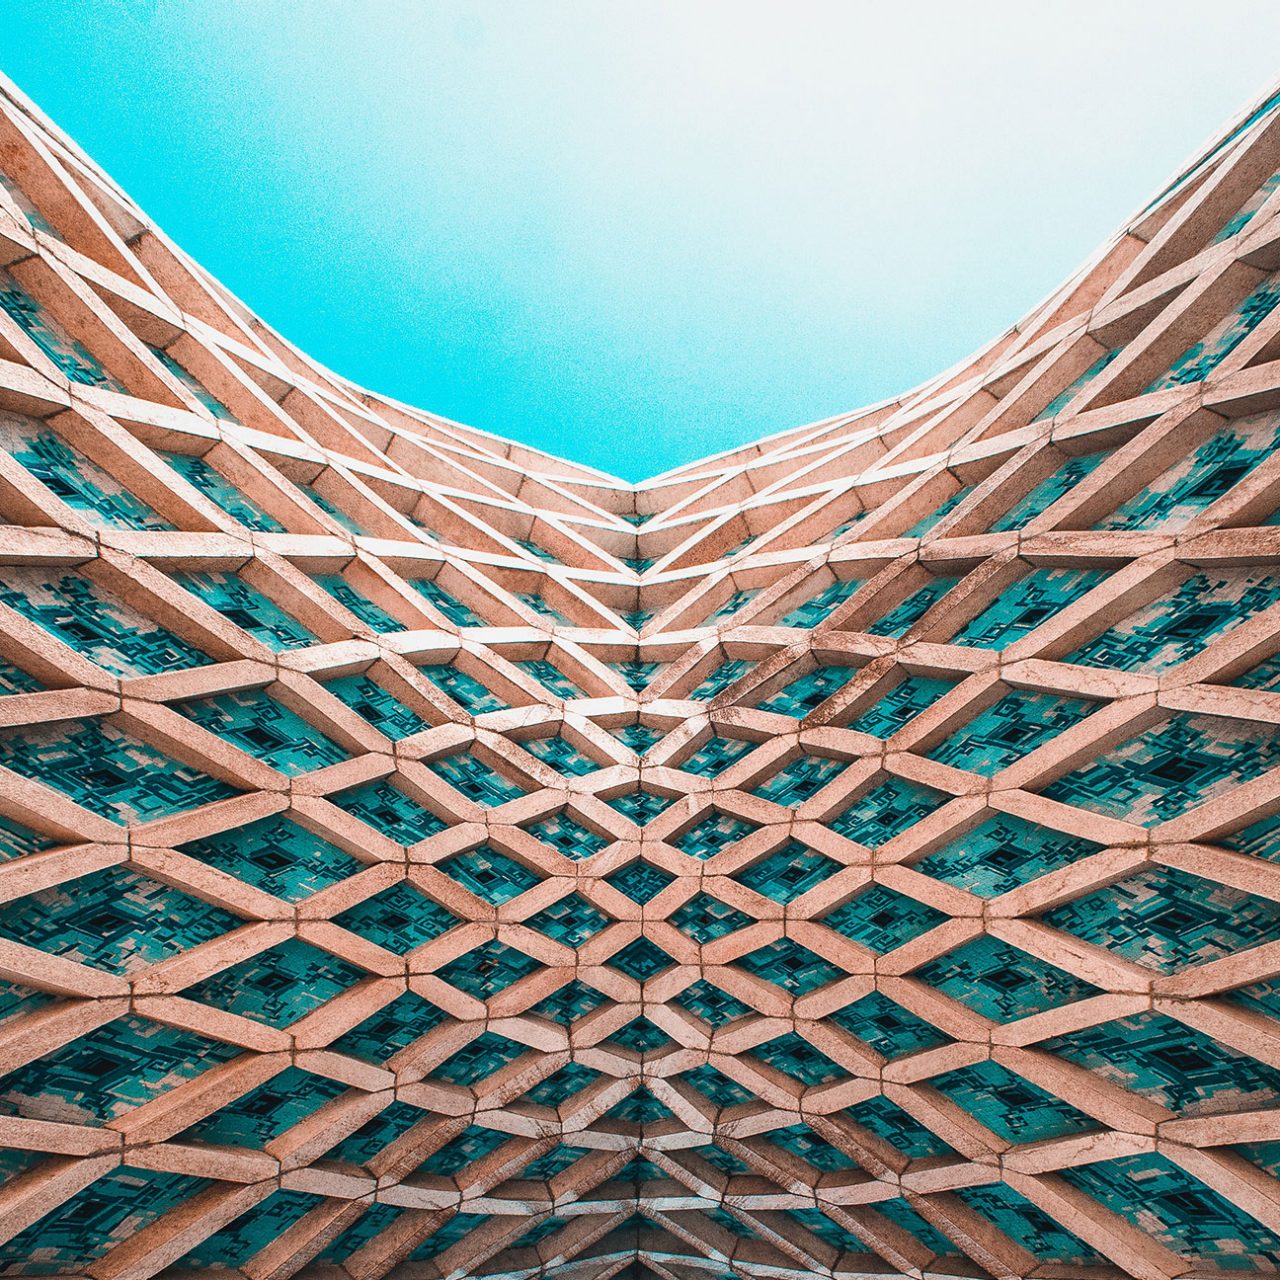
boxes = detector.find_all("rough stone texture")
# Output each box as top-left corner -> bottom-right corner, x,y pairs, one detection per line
0,67 -> 1278,1280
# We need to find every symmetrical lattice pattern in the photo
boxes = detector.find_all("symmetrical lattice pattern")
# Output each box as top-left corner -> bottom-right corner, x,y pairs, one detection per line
1,67 -> 1280,1280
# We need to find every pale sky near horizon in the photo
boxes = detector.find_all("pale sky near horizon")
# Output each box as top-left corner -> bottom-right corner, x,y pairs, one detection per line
4,2 -> 1280,479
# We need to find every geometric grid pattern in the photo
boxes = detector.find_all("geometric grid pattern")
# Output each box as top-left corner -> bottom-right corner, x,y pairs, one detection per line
1,67 -> 1280,1280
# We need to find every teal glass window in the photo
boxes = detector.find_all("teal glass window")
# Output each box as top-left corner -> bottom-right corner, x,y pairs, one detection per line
927,690 -> 1095,775
313,574 -> 406,632
324,673 -> 426,738
689,658 -> 755,700
517,658 -> 584,699
163,451 -> 283,530
174,570 -> 316,650
0,717 -> 237,823
993,450 -> 1109,531
426,752 -> 525,805
780,578 -> 861,627
0,269 -> 123,388
847,674 -> 952,737
757,664 -> 856,716
176,688 -> 348,774
0,566 -> 209,675
1034,347 -> 1120,421
148,344 -> 237,419
419,663 -> 506,713
866,575 -> 959,637
411,578 -> 485,625
330,778 -> 445,843
952,568 -> 1105,649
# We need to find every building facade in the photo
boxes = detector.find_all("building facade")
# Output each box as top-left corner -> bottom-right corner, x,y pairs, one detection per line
0,70 -> 1278,1280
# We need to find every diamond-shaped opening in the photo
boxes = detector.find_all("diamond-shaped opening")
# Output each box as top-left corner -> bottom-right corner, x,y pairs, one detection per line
955,1182 -> 1102,1264
752,753 -> 846,805
617,1155 -> 668,1180
180,815 -> 361,901
529,979 -> 609,1024
757,665 -> 856,717
736,938 -> 842,994
1041,1010 -> 1280,1114
0,1168 -> 206,1270
689,658 -> 757,701
430,1032 -> 527,1086
508,1216 -> 566,1251
184,939 -> 364,1028
606,860 -> 675,904
866,575 -> 960,638
928,690 -> 1096,776
846,1094 -> 954,1158
323,673 -> 426,739
0,1014 -> 239,1123
407,1213 -> 489,1260
419,663 -> 508,713
823,884 -> 945,953
526,893 -> 611,946
780,578 -> 863,627
418,1124 -> 510,1175
525,1062 -> 599,1106
827,777 -> 945,846
787,1207 -> 868,1253
670,892 -> 752,943
518,1145 -> 589,1179
176,689 -> 348,774
410,578 -> 485,626
517,658 -> 584,699
521,734 -> 600,776
678,734 -> 756,777
607,789 -> 676,826
915,935 -> 1100,1022
610,723 -> 664,754
0,566 -> 210,677
672,980 -> 750,1028
322,1100 -> 428,1165
335,883 -> 457,952
611,1017 -> 670,1051
683,1063 -> 753,1107
331,994 -> 449,1063
912,813 -> 1101,898
928,1059 -> 1096,1143
951,567 -> 1105,650
192,1187 -> 331,1261
605,1086 -> 672,1123
1041,866 -> 1280,972
609,660 -> 664,691
426,752 -> 526,805
829,991 -> 948,1058
0,866 -> 238,974
873,1197 -> 957,1256
181,1067 -> 347,1147
846,674 -> 955,738
0,718 -> 238,824
609,937 -> 675,981
438,845 -> 542,904
523,810 -> 610,859
735,840 -> 839,903
672,810 -> 758,859
330,778 -> 446,843
436,940 -> 542,999
752,1033 -> 845,1086
312,575 -> 405,633
766,1123 -> 858,1170
174,569 -> 316,651
318,1203 -> 406,1263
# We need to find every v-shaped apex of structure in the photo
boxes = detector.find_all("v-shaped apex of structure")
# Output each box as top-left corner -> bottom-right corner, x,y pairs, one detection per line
0,66 -> 1279,1280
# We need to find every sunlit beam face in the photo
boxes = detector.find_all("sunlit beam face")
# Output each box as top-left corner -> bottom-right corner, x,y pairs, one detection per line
4,0 -> 1280,477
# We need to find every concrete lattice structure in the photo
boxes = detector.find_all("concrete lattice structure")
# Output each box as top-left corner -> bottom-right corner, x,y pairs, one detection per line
1,67 -> 1280,1280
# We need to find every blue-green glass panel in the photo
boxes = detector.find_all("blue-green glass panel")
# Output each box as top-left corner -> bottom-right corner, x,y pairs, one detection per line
527,893 -> 610,946
752,754 -> 845,805
177,688 -> 347,774
781,578 -> 862,627
680,734 -> 755,777
758,665 -> 856,716
324,673 -> 426,738
955,1183 -> 1102,1263
524,811 -> 609,858
735,840 -> 839,902
828,777 -> 944,846
1044,712 -> 1280,826
174,570 -> 315,650
831,991 -> 947,1058
0,566 -> 210,675
928,690 -> 1095,775
164,453 -> 282,530
437,943 -> 540,999
916,936 -> 1100,1021
823,884 -> 944,952
671,893 -> 752,943
517,658 -> 583,699
330,778 -> 445,843
847,1095 -> 953,1158
906,485 -> 974,536
430,1033 -> 525,1085
866,576 -> 959,637
419,663 -> 506,713
689,658 -> 756,700
439,846 -> 541,903
0,270 -> 123,388
335,884 -> 456,953
673,979 -> 750,1027
521,734 -> 599,775
411,578 -> 484,625
331,993 -> 448,1062
148,345 -> 238,420
673,811 -> 756,858
313,573 -> 406,632
993,450 -> 1110,531
753,1032 -> 844,1085
426,752 -> 525,805
180,815 -> 359,901
0,717 -> 236,823
952,568 -> 1105,649
736,938 -> 840,993
297,481 -> 366,534
847,675 -> 952,738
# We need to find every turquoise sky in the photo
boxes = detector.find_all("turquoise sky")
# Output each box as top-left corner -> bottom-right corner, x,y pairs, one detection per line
4,3 -> 1280,479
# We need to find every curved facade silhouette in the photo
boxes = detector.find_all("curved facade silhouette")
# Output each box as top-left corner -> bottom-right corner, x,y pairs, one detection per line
0,70 -> 1279,1280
